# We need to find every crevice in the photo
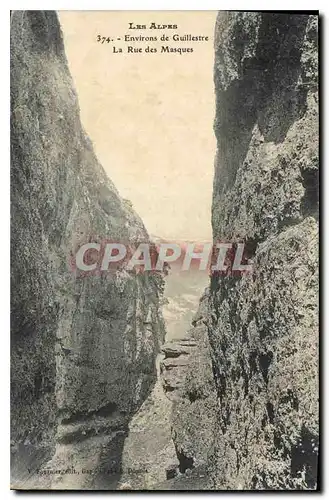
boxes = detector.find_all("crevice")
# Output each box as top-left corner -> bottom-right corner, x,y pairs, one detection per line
259,351 -> 273,385
61,402 -> 119,425
266,402 -> 275,424
175,447 -> 194,474
291,426 -> 318,489
301,167 -> 319,216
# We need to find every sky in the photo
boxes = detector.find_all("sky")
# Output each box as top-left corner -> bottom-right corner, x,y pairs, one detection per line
59,11 -> 217,241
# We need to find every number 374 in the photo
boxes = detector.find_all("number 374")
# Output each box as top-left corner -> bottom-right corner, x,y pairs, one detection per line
97,35 -> 112,44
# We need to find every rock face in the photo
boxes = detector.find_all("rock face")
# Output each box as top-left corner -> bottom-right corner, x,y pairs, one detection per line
161,290 -> 216,475
118,355 -> 177,490
161,12 -> 318,491
207,13 -> 318,489
10,11 -> 165,489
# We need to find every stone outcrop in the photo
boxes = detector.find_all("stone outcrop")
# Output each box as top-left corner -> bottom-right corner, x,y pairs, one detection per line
207,12 -> 318,490
10,11 -> 165,489
162,12 -> 318,491
161,290 -> 216,475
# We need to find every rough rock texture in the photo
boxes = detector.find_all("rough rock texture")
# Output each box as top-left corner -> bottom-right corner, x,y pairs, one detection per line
161,11 -> 318,492
161,290 -> 216,474
11,11 -> 165,489
207,12 -> 319,490
119,355 -> 177,490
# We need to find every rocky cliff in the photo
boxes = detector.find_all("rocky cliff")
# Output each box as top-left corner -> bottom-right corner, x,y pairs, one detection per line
161,289 -> 216,477
10,11 -> 165,489
163,12 -> 319,490
210,12 -> 319,490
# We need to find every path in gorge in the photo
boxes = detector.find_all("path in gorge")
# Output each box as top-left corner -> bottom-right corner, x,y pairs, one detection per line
119,268 -> 209,489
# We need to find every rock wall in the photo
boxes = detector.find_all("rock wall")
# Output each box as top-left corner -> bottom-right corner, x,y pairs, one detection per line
10,11 -> 165,489
161,12 -> 318,491
207,12 -> 319,490
161,290 -> 216,476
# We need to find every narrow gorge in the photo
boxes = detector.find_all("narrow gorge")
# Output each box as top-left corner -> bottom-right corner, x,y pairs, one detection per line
11,11 -> 319,491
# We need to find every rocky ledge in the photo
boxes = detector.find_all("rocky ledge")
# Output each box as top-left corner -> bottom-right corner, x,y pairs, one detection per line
160,291 -> 216,475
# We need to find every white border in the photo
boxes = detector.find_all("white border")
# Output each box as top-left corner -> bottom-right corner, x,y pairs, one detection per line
4,1 -> 327,10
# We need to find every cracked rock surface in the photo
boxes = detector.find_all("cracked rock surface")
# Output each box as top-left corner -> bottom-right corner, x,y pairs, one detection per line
161,291 -> 216,474
11,11 -> 165,489
207,12 -> 319,490
162,12 -> 318,491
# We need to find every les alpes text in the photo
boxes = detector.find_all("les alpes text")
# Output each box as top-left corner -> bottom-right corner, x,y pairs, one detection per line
129,22 -> 178,30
